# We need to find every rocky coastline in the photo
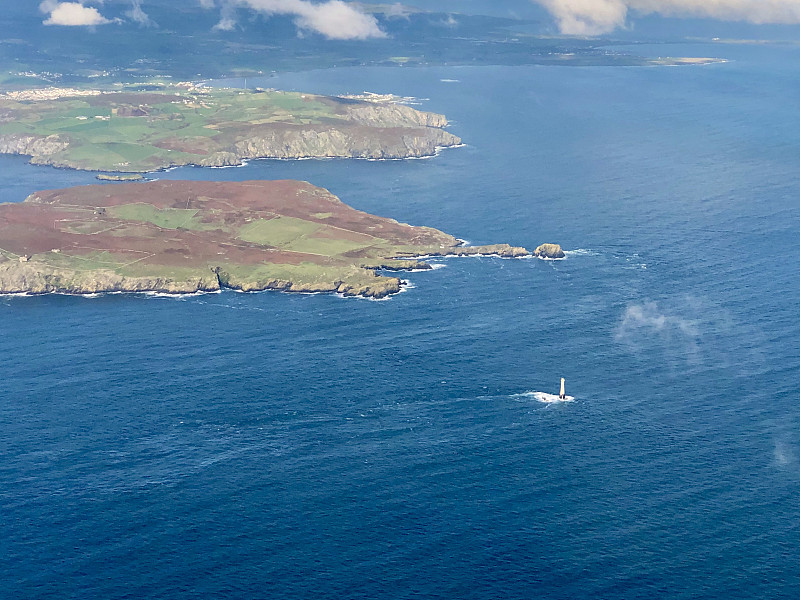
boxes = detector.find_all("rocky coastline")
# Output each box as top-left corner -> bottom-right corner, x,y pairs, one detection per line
196,126 -> 461,168
0,90 -> 463,172
0,243 -> 532,300
0,180 -> 531,300
0,126 -> 461,171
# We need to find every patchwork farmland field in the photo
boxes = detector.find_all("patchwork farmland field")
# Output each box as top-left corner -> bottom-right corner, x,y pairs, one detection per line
0,85 -> 461,171
0,180 -> 527,298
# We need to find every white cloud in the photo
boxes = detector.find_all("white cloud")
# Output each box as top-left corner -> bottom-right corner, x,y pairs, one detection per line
536,0 -> 627,35
615,297 -> 768,376
213,16 -> 238,30
40,1 -> 115,26
385,3 -> 412,19
211,0 -> 386,39
615,300 -> 700,364
211,0 -> 239,30
437,14 -> 459,28
774,440 -> 797,467
617,301 -> 699,338
534,0 -> 800,35
290,0 -> 385,39
127,0 -> 155,26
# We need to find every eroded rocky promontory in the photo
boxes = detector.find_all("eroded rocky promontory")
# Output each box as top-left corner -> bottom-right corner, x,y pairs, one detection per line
0,180 -> 527,299
0,86 -> 462,172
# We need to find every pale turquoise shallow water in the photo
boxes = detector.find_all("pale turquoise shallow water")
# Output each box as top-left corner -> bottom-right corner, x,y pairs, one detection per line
2,44 -> 800,598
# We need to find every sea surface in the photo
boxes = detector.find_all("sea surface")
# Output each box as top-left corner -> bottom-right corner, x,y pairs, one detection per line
2,43 -> 800,599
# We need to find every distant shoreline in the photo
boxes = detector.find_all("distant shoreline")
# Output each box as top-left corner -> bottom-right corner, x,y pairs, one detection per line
0,85 -> 462,173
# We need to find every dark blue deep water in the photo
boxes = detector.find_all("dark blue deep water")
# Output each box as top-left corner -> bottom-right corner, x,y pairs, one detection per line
3,44 -> 800,598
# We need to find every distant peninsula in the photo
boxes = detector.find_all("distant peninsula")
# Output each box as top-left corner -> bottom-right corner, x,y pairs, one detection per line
0,84 -> 462,172
0,180 -> 527,299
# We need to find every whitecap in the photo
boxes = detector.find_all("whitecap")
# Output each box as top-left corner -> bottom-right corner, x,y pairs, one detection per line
142,289 -> 222,299
533,391 -> 575,404
512,391 -> 575,404
334,291 -> 392,302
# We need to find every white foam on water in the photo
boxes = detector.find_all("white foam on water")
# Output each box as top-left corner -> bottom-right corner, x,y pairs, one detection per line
397,252 -> 523,262
563,248 -> 598,257
3,289 -> 222,299
334,292 -> 391,302
621,254 -> 647,270
440,79 -> 460,83
403,263 -> 446,273
142,289 -> 222,299
209,159 -> 250,169
533,392 -> 575,404
364,143 -> 466,162
512,391 -> 575,404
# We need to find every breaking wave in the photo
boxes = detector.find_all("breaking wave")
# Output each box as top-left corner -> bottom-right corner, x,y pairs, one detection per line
142,290 -> 223,299
512,391 -> 575,404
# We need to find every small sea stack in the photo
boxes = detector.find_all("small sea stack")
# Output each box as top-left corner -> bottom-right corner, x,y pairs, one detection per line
534,243 -> 565,259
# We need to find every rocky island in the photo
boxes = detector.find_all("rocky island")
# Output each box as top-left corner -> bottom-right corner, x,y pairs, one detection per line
0,85 -> 461,172
0,180 -> 527,299
533,243 -> 565,259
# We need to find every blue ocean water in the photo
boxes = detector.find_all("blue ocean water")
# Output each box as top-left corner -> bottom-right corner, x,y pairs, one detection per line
2,44 -> 800,598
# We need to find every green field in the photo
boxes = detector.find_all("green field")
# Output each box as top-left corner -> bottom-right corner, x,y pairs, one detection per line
32,250 -> 129,272
108,203 -> 211,230
238,216 -> 321,246
237,216 -> 380,256
0,86 -> 362,171
283,235 -> 374,256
